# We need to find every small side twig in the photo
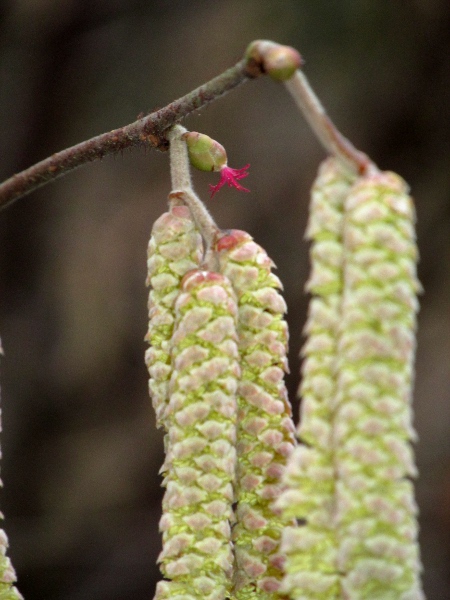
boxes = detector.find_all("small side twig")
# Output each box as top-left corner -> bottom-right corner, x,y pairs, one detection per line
167,125 -> 192,191
284,71 -> 377,176
167,125 -> 221,270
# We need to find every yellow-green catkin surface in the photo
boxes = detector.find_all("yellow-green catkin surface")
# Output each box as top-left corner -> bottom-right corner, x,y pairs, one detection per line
216,230 -> 296,600
155,270 -> 240,600
0,342 -> 23,600
0,529 -> 22,600
145,204 -> 203,428
334,171 -> 423,599
276,158 -> 356,600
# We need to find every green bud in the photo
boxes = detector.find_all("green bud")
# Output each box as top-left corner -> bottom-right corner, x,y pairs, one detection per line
246,40 -> 302,81
183,132 -> 227,173
264,46 -> 302,81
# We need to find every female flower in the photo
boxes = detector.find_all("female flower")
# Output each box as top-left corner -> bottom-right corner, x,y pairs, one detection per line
183,132 -> 250,198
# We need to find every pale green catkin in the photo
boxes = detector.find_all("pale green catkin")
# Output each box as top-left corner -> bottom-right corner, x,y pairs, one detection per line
155,270 -> 240,600
334,171 -> 424,600
276,157 -> 357,600
145,204 -> 203,428
216,230 -> 296,600
0,530 -> 22,600
0,341 -> 24,600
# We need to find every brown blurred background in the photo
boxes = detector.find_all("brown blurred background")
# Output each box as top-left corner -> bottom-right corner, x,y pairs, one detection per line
0,1 -> 449,599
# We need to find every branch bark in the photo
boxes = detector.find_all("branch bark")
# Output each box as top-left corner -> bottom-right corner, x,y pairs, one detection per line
0,57 -> 262,210
0,40 -> 373,211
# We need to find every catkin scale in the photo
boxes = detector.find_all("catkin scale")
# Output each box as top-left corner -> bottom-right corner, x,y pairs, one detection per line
216,230 -> 296,600
145,205 -> 203,428
155,270 -> 240,600
276,158 -> 356,600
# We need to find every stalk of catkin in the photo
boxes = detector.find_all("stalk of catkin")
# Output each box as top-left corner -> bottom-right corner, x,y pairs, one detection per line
334,171 -> 424,599
155,270 -> 240,600
145,204 -> 203,428
0,341 -> 24,600
216,230 -> 296,600
276,157 -> 356,599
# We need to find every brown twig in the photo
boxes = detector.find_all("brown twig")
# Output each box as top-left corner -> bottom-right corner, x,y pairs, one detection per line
0,40 -> 374,211
0,57 -> 262,211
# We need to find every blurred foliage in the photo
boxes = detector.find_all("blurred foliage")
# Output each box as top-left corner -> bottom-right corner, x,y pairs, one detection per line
0,1 -> 449,599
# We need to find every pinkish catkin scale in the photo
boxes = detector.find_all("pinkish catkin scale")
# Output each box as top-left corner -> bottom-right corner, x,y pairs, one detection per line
276,157 -> 357,600
216,230 -> 296,600
145,205 -> 203,428
155,270 -> 240,600
334,171 -> 424,600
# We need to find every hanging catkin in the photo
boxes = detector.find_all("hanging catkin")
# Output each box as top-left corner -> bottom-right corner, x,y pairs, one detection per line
276,157 -> 356,599
334,171 -> 424,599
155,270 -> 240,600
145,204 -> 203,428
0,340 -> 23,600
216,230 -> 296,600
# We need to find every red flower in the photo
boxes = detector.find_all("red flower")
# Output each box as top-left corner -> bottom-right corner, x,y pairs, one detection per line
209,164 -> 250,198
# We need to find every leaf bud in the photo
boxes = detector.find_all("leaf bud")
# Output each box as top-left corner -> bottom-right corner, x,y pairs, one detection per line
263,45 -> 302,81
246,40 -> 302,81
183,132 -> 227,173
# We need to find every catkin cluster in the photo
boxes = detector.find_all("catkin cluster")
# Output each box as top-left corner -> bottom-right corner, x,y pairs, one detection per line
277,162 -> 424,600
147,203 -> 295,600
147,133 -> 423,600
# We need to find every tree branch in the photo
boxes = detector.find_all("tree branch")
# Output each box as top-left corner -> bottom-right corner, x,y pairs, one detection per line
0,57 -> 262,210
0,39 -> 374,211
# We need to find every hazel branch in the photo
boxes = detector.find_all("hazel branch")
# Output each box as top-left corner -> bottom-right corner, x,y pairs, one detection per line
0,39 -> 374,211
0,57 -> 262,210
